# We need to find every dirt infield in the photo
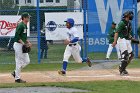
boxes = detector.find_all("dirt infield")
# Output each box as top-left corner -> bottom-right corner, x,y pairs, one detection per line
0,68 -> 140,83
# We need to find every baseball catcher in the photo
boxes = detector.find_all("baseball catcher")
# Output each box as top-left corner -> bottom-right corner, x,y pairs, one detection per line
112,11 -> 138,75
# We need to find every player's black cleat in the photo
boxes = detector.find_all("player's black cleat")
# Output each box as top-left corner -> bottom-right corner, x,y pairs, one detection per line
11,71 -> 15,78
58,70 -> 66,76
122,70 -> 129,75
15,79 -> 26,83
86,57 -> 92,67
120,71 -> 129,76
119,66 -> 129,76
106,58 -> 109,60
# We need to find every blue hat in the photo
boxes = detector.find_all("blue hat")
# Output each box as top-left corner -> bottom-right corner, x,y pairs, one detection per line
64,18 -> 75,27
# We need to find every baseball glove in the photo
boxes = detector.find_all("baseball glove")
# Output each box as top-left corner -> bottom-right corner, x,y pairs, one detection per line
22,44 -> 31,53
131,38 -> 140,44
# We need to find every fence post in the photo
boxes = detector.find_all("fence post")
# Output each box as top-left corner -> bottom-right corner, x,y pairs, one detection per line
134,0 -> 138,58
83,0 -> 87,58
36,0 -> 41,64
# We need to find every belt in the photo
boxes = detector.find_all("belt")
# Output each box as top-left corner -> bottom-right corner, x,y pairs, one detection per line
69,43 -> 77,46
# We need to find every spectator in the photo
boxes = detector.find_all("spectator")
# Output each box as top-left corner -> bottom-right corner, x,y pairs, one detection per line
40,30 -> 48,59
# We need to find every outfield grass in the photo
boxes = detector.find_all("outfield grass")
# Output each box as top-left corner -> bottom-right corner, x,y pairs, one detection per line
0,81 -> 140,93
127,59 -> 140,68
0,44 -> 76,64
0,43 -> 121,64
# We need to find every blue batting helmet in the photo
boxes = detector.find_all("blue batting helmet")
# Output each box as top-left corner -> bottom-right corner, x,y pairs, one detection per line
64,18 -> 75,27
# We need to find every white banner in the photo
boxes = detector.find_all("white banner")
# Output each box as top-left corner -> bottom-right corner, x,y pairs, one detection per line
45,12 -> 83,40
0,16 -> 30,36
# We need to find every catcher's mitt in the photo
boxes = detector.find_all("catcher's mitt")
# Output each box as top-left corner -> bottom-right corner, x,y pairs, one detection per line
22,44 -> 31,53
131,38 -> 139,44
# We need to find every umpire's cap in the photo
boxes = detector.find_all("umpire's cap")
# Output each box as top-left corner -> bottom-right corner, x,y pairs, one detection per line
123,11 -> 134,20
64,18 -> 75,27
21,12 -> 30,19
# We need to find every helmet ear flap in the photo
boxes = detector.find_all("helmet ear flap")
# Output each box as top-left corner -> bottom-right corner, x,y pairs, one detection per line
129,11 -> 134,20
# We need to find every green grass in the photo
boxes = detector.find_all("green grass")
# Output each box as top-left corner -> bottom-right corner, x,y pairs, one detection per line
0,63 -> 87,73
88,52 -> 118,60
111,59 -> 140,69
0,81 -> 140,93
127,59 -> 140,68
0,44 -> 75,64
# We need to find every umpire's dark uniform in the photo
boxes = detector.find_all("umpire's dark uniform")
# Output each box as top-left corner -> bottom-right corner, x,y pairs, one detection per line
40,31 -> 48,59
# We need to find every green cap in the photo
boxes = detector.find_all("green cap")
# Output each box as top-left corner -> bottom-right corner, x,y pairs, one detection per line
112,22 -> 116,25
21,12 -> 30,18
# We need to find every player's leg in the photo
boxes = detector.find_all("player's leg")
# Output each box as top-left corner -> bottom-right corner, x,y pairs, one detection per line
106,44 -> 113,60
72,44 -> 82,63
22,53 -> 30,68
127,40 -> 134,65
44,48 -> 48,59
58,45 -> 72,75
72,44 -> 92,67
115,44 -> 121,59
117,38 -> 129,75
40,49 -> 44,59
12,42 -> 26,83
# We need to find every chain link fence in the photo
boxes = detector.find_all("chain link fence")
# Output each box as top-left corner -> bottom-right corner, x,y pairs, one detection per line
0,0 -> 84,64
0,0 -> 138,64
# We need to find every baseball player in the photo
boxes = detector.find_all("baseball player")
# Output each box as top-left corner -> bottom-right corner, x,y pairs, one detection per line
112,11 -> 134,75
58,18 -> 92,76
11,12 -> 32,83
106,22 -> 121,60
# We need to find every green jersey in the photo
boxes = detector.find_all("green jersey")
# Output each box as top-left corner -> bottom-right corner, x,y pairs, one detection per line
116,20 -> 132,40
14,22 -> 27,43
107,27 -> 116,44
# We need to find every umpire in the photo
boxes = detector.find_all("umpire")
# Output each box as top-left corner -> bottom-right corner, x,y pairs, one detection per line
12,12 -> 32,83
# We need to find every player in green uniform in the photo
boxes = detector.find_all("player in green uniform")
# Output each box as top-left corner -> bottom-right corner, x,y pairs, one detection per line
11,12 -> 32,83
112,11 -> 134,75
106,22 -> 121,60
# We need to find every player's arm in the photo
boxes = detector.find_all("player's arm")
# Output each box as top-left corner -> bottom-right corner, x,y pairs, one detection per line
112,32 -> 118,47
70,29 -> 79,43
15,26 -> 25,45
130,28 -> 140,44
70,37 -> 79,43
26,40 -> 32,47
112,21 -> 125,47
18,39 -> 25,45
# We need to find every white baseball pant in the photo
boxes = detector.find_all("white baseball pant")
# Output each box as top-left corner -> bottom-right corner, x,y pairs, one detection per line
13,42 -> 30,80
106,44 -> 121,59
63,43 -> 82,63
117,38 -> 132,58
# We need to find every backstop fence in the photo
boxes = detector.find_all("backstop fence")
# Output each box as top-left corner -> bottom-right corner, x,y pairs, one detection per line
0,0 -> 138,64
